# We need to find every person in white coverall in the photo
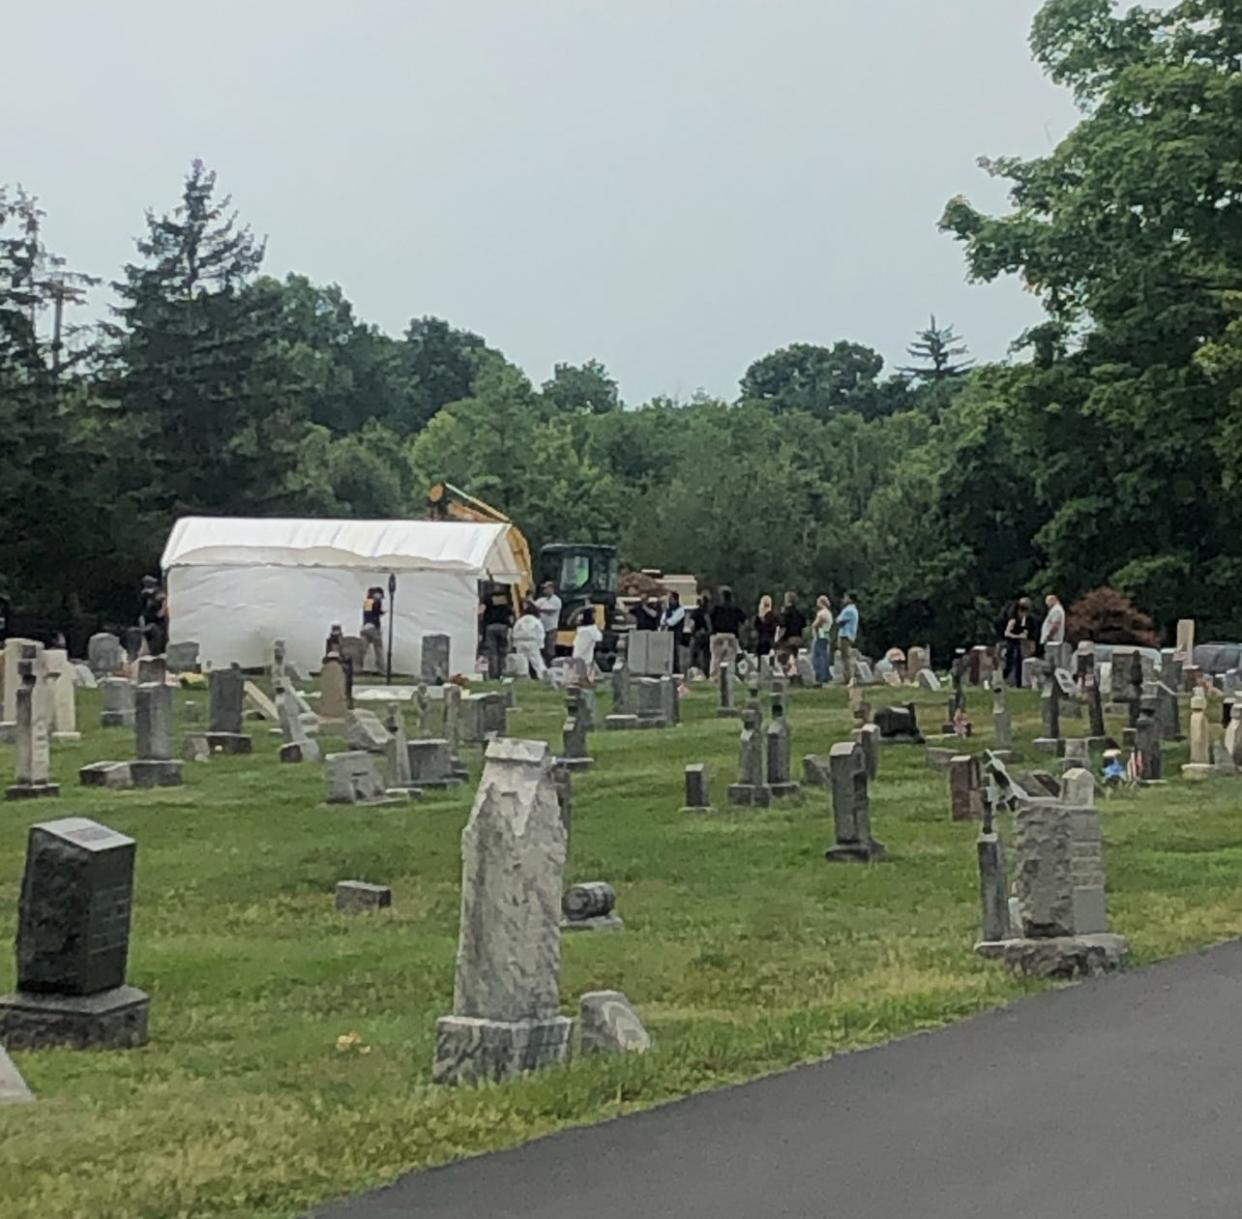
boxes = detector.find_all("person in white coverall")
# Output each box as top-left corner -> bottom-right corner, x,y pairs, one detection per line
511,601 -> 548,679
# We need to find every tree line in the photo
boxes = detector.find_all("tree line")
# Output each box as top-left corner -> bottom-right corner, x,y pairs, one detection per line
2,0 -> 1239,659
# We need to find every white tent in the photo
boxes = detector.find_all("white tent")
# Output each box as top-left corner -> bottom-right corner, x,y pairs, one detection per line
160,517 -> 525,675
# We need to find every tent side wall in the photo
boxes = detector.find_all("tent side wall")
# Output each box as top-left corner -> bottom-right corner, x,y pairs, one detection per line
167,563 -> 478,676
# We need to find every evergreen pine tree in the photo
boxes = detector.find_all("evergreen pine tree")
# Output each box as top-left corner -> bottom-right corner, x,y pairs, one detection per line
900,315 -> 974,381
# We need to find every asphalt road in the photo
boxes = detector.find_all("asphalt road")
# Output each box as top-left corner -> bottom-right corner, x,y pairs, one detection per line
314,938 -> 1242,1219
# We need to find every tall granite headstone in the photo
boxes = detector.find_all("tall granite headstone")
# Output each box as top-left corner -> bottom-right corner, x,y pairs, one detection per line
727,709 -> 771,807
421,633 -> 452,684
826,740 -> 885,862
433,739 -> 573,1084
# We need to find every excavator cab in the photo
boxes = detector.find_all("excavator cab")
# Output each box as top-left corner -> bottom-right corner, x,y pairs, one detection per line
539,544 -> 620,655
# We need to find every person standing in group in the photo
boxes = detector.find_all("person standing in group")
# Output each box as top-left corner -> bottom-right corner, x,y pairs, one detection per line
777,591 -> 806,665
573,607 -> 604,679
754,594 -> 779,658
480,590 -> 514,680
1040,593 -> 1066,651
708,586 -> 746,676
688,593 -> 712,676
533,581 -> 562,665
360,585 -> 386,673
631,595 -> 661,631
138,575 -> 168,657
810,595 -> 834,685
511,600 -> 548,679
1003,597 -> 1033,686
660,590 -> 688,673
835,591 -> 860,675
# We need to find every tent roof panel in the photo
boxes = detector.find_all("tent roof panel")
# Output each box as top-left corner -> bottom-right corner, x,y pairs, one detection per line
160,517 -> 525,582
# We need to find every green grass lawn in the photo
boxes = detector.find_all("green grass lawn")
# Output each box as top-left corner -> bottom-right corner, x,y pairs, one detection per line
2,678 -> 1241,1219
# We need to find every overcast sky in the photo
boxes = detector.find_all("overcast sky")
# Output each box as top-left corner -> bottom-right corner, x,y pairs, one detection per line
4,1 -> 1079,403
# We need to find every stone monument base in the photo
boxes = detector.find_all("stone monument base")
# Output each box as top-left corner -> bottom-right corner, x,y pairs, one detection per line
1032,737 -> 1065,756
99,712 -> 134,728
51,731 -> 82,744
200,732 -> 253,755
825,839 -> 887,863
0,722 -> 14,744
715,707 -> 742,718
1181,763 -> 1215,781
604,714 -> 640,731
561,914 -> 624,932
680,804 -> 714,815
129,759 -> 184,788
769,781 -> 801,799
433,1014 -> 574,1085
0,985 -> 150,1050
556,756 -> 594,773
879,734 -> 924,746
974,933 -> 1129,979
79,761 -> 133,789
279,741 -> 321,764
727,783 -> 772,807
4,782 -> 61,801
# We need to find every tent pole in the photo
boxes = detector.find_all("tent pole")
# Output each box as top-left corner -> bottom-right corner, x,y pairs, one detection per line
386,572 -> 396,685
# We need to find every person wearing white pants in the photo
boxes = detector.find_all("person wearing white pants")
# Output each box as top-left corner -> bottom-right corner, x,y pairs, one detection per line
512,602 -> 548,679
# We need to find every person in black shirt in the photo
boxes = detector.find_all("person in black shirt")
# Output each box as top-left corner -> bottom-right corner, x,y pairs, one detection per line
708,586 -> 746,676
778,591 -> 806,664
631,596 -> 661,631
481,591 -> 514,680
688,593 -> 712,676
138,575 -> 168,656
361,586 -> 386,672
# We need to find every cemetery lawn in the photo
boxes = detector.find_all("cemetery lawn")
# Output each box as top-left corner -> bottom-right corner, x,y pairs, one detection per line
3,684 -> 1242,1219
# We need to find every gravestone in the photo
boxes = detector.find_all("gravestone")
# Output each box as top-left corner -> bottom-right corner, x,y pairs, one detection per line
165,640 -> 199,673
1176,618 -> 1195,660
1033,682 -> 1062,755
765,693 -> 799,798
78,761 -> 133,789
578,991 -> 651,1055
501,676 -> 519,711
1152,681 -> 1182,741
795,652 -> 817,687
1,638 -> 41,725
1160,649 -> 1184,694
925,746 -> 956,770
204,664 -> 252,754
874,704 -> 923,744
131,683 -> 182,787
848,681 -> 871,727
345,708 -> 390,753
968,645 -> 993,687
907,646 -> 930,683
851,658 -> 876,685
276,684 -> 320,763
1126,651 -> 1146,728
339,635 -> 365,678
660,673 -> 680,726
561,881 -> 623,932
1023,656 -> 1046,691
1183,688 -> 1214,780
993,683 -> 1013,752
461,691 -> 507,744
826,740 -> 885,862
413,684 -> 433,737
976,796 -> 1127,978
421,633 -> 452,684
917,668 -> 941,692
1134,706 -> 1163,781
407,739 -> 462,789
1061,767 -> 1096,807
681,763 -> 712,812
727,709 -> 771,807
0,817 -> 150,1048
335,881 -> 392,913
1061,738 -> 1090,771
433,738 -> 573,1085
1086,675 -> 1107,740
99,677 -> 135,728
42,650 -> 80,742
634,678 -> 668,728
325,751 -> 404,806
803,754 -> 831,788
976,784 -> 1011,944
6,662 -> 59,800
851,723 -> 880,782
383,704 -> 420,795
1109,648 -> 1133,704
611,656 -> 632,715
440,683 -> 469,778
319,656 -> 349,720
559,689 -> 594,772
949,754 -> 982,822
243,681 -> 278,721
87,632 -> 126,677
626,631 -> 674,677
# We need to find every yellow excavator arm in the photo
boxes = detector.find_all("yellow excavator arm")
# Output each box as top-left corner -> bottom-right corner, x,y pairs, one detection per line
426,482 -> 533,606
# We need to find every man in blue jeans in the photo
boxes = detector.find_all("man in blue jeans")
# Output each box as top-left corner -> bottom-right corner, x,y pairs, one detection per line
836,592 -> 860,677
